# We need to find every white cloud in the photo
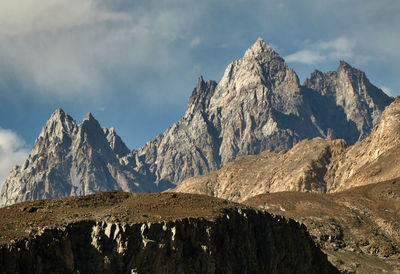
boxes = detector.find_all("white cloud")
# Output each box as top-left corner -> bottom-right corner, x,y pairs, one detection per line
0,128 -> 29,188
0,0 -> 203,99
285,37 -> 356,65
285,49 -> 324,65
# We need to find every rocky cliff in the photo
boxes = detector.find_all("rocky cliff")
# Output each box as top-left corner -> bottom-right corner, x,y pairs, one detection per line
326,96 -> 400,192
0,192 -> 338,274
245,178 -> 400,273
0,38 -> 392,206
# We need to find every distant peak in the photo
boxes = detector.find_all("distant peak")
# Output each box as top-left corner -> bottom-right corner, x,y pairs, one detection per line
49,108 -> 66,119
337,61 -> 368,81
38,108 -> 76,141
196,75 -> 206,90
81,112 -> 101,129
83,112 -> 95,122
54,108 -> 65,115
338,60 -> 352,70
47,108 -> 75,126
244,38 -> 274,56
242,37 -> 282,64
253,37 -> 269,50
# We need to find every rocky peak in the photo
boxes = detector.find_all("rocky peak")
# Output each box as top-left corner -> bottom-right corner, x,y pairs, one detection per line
303,61 -> 393,140
103,127 -> 130,158
210,38 -> 299,113
338,60 -> 352,70
337,61 -> 368,87
243,37 -> 276,60
38,108 -> 76,140
78,112 -> 109,150
186,76 -> 217,115
31,109 -> 77,156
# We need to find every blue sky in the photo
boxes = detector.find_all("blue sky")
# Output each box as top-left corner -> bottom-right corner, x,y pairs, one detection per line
0,0 -> 399,184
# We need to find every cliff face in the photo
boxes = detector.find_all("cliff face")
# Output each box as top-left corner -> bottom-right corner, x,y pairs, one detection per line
244,178 -> 400,273
0,192 -> 338,274
326,96 -> 400,192
0,38 -> 393,206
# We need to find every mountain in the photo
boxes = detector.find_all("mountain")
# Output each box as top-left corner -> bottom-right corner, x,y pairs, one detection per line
133,38 -> 392,189
0,110 -> 159,206
0,38 -> 393,206
175,95 -> 400,201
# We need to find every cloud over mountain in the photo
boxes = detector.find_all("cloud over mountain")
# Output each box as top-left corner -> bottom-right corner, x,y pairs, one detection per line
0,128 -> 29,187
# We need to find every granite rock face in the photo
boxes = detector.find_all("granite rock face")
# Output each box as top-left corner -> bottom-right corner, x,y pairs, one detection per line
0,38 -> 393,205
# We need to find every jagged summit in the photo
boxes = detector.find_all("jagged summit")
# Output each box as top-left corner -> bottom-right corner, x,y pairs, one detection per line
304,60 -> 393,139
243,38 -> 276,59
103,127 -> 130,158
51,108 -> 66,117
0,108 -> 156,206
186,75 -> 217,115
46,108 -> 71,123
37,108 -> 76,146
338,60 -> 352,69
82,112 -> 97,123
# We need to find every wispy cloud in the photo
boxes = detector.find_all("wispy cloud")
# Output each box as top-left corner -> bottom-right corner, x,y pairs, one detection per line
285,37 -> 356,65
0,0 -> 204,100
285,49 -> 323,65
0,128 -> 29,188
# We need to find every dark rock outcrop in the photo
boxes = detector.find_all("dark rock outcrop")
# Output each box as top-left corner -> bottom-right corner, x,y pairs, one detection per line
0,192 -> 338,274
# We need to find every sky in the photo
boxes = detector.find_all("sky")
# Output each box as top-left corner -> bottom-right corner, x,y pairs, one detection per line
0,0 -> 399,185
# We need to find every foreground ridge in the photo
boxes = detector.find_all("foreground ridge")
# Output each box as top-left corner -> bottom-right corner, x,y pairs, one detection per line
0,192 -> 338,273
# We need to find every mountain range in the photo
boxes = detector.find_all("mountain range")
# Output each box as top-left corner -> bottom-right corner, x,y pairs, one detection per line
175,96 -> 400,201
0,38 -> 393,206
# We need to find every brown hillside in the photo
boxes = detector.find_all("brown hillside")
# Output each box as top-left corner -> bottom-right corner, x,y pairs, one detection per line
245,178 -> 400,273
